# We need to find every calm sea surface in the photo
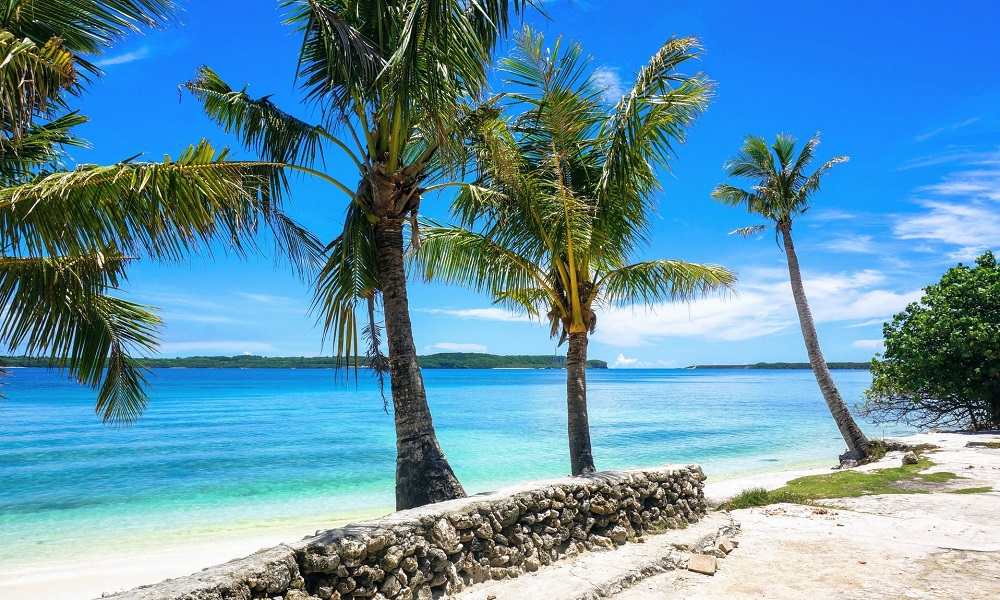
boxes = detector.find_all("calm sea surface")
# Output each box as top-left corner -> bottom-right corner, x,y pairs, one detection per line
0,367 -> 908,569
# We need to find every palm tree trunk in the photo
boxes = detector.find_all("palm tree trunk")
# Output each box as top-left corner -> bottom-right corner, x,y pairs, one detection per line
374,218 -> 466,509
780,223 -> 870,461
566,331 -> 596,475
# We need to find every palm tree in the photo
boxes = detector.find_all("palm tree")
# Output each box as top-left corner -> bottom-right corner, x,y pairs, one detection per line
416,29 -> 736,475
0,1 -> 317,425
711,133 -> 870,462
184,0 -> 534,509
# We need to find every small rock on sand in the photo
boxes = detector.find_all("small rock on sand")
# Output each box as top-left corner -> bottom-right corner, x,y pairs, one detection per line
688,554 -> 717,575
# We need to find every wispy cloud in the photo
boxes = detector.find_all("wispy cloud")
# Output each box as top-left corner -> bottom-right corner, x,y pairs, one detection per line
809,209 -> 860,222
898,148 -> 1000,170
914,117 -> 979,142
823,234 -> 876,254
426,342 -> 487,353
593,67 -> 624,103
160,311 -> 250,325
852,339 -> 884,351
236,292 -> 297,305
591,269 -> 921,347
419,308 -> 531,323
95,47 -> 151,67
893,160 -> 1000,260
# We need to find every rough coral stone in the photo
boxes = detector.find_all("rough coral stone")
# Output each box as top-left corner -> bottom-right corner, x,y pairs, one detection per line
431,518 -> 462,554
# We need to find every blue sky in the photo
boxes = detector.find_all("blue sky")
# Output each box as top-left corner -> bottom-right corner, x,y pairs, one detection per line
72,1 -> 1000,367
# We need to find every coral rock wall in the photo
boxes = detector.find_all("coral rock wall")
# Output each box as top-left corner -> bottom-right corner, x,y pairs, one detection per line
103,466 -> 706,600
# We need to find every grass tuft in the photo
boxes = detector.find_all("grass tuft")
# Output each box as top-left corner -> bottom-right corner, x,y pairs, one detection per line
866,439 -> 888,462
721,487 -> 807,510
950,486 -> 993,494
720,447 -> 970,510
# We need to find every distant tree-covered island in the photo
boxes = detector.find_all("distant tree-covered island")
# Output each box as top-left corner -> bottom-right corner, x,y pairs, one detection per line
1,353 -> 608,370
688,362 -> 869,370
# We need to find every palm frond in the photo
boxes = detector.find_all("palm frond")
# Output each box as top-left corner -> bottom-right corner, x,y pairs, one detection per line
0,31 -> 77,136
1,140 -> 290,263
282,0 -> 387,114
1,0 -> 178,76
184,65 -> 359,169
311,201 -> 380,369
415,222 -> 553,316
0,112 -> 88,182
723,134 -> 774,180
597,260 -> 736,307
729,224 -> 768,238
0,253 -> 161,425
710,182 -> 755,208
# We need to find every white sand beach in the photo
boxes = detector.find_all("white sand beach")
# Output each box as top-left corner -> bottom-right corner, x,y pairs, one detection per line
4,431 -> 998,600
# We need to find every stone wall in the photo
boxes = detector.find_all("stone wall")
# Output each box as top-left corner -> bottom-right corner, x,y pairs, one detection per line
104,465 -> 706,600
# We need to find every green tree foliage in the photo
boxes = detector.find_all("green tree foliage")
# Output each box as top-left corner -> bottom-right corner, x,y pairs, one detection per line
0,1 -> 316,424
416,28 -> 734,475
862,251 -> 1000,430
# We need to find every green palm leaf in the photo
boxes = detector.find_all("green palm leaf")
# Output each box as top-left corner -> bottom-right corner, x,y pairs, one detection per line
0,30 -> 77,136
0,0 -> 177,76
1,140 -> 319,277
0,253 -> 160,425
597,260 -> 735,307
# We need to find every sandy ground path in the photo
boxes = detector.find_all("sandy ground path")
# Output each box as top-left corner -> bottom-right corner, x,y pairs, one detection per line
617,431 -> 1000,600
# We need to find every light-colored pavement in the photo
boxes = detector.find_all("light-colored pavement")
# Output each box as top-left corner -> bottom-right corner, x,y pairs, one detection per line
456,431 -> 1000,599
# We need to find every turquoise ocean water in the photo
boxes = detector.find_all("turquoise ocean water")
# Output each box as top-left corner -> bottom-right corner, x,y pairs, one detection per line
0,367 -> 909,570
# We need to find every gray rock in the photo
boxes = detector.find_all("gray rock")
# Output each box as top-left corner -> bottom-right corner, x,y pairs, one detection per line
902,451 -> 919,465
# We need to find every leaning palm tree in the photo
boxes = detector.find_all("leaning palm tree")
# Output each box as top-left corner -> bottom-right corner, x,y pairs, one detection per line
185,0 -> 535,509
0,1 -> 317,425
416,29 -> 736,475
711,133 -> 870,462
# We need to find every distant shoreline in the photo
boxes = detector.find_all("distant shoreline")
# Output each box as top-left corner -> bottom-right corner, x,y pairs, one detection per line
687,362 -> 869,370
0,353 -> 610,370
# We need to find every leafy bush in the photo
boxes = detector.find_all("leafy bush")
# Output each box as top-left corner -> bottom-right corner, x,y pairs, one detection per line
862,251 -> 1000,430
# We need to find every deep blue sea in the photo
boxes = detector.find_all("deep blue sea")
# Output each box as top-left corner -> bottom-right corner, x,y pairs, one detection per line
0,367 -> 909,574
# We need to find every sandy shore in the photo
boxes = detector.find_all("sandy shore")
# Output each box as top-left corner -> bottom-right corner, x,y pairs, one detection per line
622,430 -> 1000,599
5,431 -> 997,600
0,512 -> 389,600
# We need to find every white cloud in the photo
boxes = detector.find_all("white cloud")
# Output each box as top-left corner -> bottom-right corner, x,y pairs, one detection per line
593,67 -> 624,102
823,234 -> 876,254
591,269 -> 921,347
160,311 -> 250,325
612,353 -> 639,367
426,342 -> 487,353
157,341 -> 277,355
95,47 -> 151,67
914,117 -> 979,142
893,159 -> 1000,260
852,339 -> 885,351
610,353 -> 676,369
236,292 -> 297,305
899,149 -> 1000,170
420,308 -> 531,322
809,209 -> 859,222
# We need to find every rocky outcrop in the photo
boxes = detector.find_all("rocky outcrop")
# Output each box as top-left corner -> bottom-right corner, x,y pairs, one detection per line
101,466 -> 706,600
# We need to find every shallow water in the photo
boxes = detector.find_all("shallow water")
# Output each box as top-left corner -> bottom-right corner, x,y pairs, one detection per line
0,367 -> 909,569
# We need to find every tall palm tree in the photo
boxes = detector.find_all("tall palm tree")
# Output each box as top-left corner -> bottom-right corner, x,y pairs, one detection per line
0,1 -> 317,425
416,29 -> 736,476
185,0 -> 534,509
711,133 -> 870,462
